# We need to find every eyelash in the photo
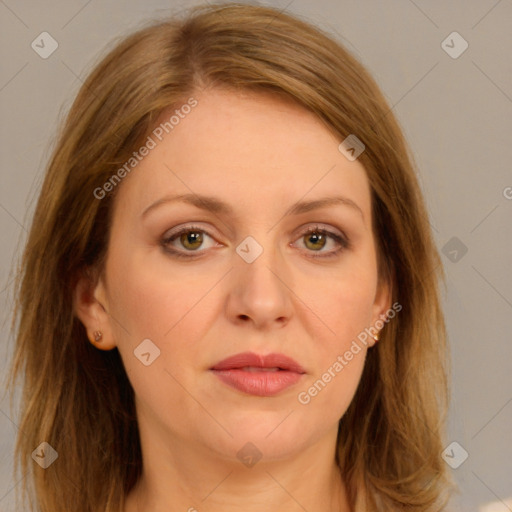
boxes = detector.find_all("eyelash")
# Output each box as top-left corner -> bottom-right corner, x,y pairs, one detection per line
161,224 -> 350,260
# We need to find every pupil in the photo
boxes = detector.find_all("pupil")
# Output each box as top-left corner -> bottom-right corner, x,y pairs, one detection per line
307,232 -> 325,250
182,231 -> 202,249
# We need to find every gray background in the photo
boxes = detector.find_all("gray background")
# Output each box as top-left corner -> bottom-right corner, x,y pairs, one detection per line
1,1 -> 511,510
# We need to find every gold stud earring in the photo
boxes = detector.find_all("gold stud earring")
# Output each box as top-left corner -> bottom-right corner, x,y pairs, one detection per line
372,331 -> 380,343
93,330 -> 103,342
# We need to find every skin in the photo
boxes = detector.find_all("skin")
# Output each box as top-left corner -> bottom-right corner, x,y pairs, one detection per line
74,88 -> 390,512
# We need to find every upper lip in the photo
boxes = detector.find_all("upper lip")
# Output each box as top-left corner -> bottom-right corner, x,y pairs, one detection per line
210,351 -> 306,373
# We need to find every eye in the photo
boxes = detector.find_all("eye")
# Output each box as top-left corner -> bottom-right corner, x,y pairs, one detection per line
161,223 -> 350,260
161,225 -> 218,258
292,225 -> 350,259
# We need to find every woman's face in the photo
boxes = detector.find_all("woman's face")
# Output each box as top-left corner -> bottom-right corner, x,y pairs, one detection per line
82,88 -> 390,463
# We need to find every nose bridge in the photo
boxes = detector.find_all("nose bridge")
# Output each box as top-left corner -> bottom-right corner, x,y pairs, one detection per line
228,230 -> 293,325
236,231 -> 286,289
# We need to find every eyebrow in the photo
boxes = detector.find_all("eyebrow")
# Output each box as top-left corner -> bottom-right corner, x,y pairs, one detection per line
141,193 -> 364,220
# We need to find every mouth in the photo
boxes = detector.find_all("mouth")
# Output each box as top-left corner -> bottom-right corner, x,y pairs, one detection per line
210,352 -> 306,397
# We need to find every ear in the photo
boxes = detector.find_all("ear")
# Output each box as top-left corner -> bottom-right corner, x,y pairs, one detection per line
369,273 -> 393,347
73,267 -> 116,350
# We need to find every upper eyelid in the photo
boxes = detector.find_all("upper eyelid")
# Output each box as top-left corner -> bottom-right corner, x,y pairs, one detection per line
163,222 -> 345,239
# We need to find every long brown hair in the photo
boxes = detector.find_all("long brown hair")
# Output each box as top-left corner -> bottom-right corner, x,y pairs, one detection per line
8,2 -> 452,510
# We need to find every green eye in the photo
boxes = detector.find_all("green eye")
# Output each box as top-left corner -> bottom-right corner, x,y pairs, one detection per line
294,226 -> 350,259
303,231 -> 327,251
162,225 -> 216,258
162,224 -> 350,260
178,231 -> 204,250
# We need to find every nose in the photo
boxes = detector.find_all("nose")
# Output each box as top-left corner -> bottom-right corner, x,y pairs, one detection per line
225,239 -> 294,330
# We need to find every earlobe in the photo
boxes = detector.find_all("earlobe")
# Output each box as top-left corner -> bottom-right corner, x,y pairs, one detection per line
73,269 -> 117,350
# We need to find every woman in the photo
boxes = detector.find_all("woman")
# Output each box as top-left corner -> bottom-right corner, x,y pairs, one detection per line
9,2 -> 452,511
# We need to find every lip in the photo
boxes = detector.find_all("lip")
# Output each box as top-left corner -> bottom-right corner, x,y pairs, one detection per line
210,352 -> 306,397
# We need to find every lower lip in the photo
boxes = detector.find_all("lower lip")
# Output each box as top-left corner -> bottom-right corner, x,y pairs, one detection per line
211,369 -> 303,396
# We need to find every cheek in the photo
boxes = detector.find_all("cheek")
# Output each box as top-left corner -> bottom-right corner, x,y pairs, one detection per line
295,349 -> 366,439
330,277 -> 376,343
301,255 -> 377,350
105,246 -> 219,341
293,277 -> 374,428
293,254 -> 377,409
100,245 -> 207,392
103,251 -> 217,418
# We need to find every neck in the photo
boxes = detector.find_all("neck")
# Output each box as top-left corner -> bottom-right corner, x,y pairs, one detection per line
124,414 -> 352,512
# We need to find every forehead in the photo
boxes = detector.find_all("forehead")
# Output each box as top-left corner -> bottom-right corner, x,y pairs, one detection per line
112,88 -> 371,222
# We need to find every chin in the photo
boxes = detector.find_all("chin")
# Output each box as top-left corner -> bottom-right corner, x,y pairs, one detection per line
195,411 -> 324,464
